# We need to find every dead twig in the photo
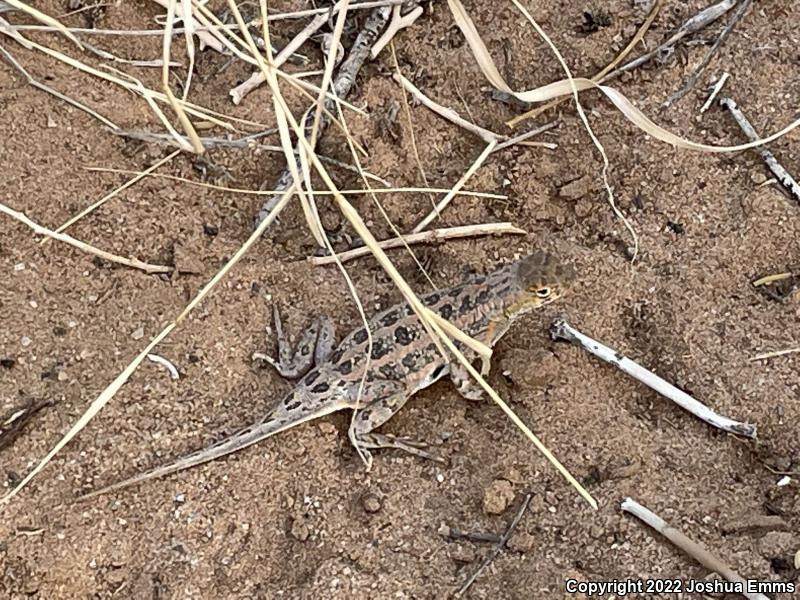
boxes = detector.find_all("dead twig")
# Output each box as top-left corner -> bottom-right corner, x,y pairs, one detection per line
663,0 -> 753,109
550,319 -> 757,438
308,223 -> 526,265
254,6 -> 392,227
371,2 -> 423,58
438,523 -> 503,545
599,0 -> 737,85
455,492 -> 533,597
719,97 -> 800,204
621,498 -> 770,600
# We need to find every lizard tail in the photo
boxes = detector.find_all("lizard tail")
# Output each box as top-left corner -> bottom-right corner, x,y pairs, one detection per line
80,393 -> 343,500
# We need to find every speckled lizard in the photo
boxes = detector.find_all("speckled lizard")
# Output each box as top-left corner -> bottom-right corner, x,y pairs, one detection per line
84,251 -> 573,498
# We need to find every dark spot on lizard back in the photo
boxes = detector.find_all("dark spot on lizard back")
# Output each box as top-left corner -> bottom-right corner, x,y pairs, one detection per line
380,310 -> 401,327
379,364 -> 398,379
352,328 -> 368,344
460,295 -> 475,313
448,285 -> 464,299
370,340 -> 392,360
402,352 -> 419,370
476,288 -> 490,304
439,303 -> 453,320
394,325 -> 415,345
329,348 -> 344,364
424,292 -> 441,305
284,399 -> 302,411
311,382 -> 330,394
336,359 -> 353,375
304,370 -> 320,385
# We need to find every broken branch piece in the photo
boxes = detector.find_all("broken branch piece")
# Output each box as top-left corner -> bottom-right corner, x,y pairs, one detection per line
550,319 -> 757,438
621,498 -> 770,600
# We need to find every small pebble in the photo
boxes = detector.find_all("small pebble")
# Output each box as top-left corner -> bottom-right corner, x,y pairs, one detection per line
131,327 -> 144,340
289,518 -> 310,541
484,479 -> 514,515
21,336 -> 32,347
361,493 -> 382,514
507,531 -> 536,553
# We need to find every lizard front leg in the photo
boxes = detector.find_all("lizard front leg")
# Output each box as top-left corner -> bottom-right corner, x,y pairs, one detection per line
254,305 -> 336,378
346,380 -> 445,467
449,360 -> 486,401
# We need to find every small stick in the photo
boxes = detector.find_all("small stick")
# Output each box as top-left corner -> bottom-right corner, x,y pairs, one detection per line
371,2 -> 423,59
439,524 -> 503,545
599,0 -> 736,84
550,319 -> 757,438
700,72 -> 729,113
455,492 -> 533,597
750,347 -> 800,362
719,97 -> 800,204
308,223 -> 525,265
621,498 -> 770,600
663,0 -> 753,108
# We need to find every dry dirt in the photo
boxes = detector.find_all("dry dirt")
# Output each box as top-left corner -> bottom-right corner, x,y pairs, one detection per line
1,0 -> 799,598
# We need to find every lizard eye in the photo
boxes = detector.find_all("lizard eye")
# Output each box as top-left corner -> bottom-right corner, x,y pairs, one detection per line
535,287 -> 552,299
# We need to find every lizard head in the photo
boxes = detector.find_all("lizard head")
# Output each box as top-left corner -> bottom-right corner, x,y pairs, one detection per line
505,251 -> 575,317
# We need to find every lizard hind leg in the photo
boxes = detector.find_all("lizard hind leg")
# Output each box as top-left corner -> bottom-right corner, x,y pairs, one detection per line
347,381 -> 446,465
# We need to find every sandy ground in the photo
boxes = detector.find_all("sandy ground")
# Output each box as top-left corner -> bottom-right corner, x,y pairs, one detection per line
1,0 -> 799,598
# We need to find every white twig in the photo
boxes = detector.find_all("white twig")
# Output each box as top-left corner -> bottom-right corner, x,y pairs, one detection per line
146,353 -> 180,380
700,72 -> 729,113
621,498 -> 771,600
308,222 -> 525,265
371,3 -> 423,59
550,319 -> 757,438
719,97 -> 800,204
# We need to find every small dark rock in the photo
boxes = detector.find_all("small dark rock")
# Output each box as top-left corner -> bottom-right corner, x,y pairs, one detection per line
1,358 -> 15,369
203,224 -> 219,237
666,221 -> 685,234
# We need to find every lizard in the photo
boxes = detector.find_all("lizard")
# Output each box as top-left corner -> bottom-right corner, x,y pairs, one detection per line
82,251 -> 574,499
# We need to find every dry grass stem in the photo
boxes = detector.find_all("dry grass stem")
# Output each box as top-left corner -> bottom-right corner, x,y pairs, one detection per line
0,202 -> 172,274
46,150 -> 181,240
309,223 -> 525,265
0,41 -> 119,129
750,347 -> 800,362
3,0 -> 82,47
161,0 -> 204,153
507,0 -> 664,127
412,141 -> 496,233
